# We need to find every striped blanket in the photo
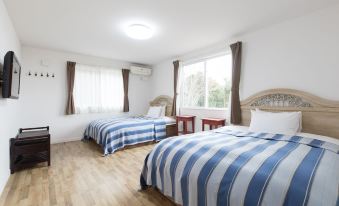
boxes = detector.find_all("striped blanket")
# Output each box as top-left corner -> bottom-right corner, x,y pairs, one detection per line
140,128 -> 339,206
83,116 -> 166,155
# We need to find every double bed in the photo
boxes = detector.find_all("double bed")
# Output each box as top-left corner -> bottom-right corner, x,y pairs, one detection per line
140,89 -> 339,206
83,95 -> 177,155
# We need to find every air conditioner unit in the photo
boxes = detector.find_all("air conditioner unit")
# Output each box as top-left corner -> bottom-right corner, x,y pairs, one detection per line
130,66 -> 152,76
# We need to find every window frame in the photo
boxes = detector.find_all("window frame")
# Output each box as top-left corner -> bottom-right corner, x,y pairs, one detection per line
180,51 -> 232,110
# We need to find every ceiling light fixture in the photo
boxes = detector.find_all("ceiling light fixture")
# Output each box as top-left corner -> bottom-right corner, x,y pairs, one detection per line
125,24 -> 153,40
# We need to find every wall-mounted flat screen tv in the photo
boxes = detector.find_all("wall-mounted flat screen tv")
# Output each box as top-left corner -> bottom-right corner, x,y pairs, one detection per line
2,51 -> 21,99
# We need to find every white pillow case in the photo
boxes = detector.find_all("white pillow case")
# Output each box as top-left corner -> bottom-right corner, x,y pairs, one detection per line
223,125 -> 339,145
249,110 -> 302,135
255,109 -> 302,132
146,106 -> 162,118
297,132 -> 339,145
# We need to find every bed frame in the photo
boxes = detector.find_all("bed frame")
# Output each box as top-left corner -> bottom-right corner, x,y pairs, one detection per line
149,95 -> 177,137
142,89 -> 339,204
240,88 -> 339,139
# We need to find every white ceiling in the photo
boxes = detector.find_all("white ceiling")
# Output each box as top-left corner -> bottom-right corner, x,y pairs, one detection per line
4,0 -> 338,65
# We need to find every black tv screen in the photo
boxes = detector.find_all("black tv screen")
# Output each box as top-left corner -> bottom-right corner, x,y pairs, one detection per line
2,51 -> 21,99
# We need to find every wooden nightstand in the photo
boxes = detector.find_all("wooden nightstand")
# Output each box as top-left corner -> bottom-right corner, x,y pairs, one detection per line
201,118 -> 226,131
166,124 -> 178,137
176,115 -> 195,135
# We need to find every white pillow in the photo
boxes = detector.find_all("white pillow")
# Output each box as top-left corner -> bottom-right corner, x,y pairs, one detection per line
146,106 -> 162,118
249,110 -> 302,135
255,109 -> 302,132
297,132 -> 339,145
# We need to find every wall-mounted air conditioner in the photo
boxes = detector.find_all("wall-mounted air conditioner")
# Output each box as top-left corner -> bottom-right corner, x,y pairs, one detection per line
130,65 -> 152,76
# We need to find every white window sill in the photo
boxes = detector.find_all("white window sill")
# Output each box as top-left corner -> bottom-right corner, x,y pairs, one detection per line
180,107 -> 228,111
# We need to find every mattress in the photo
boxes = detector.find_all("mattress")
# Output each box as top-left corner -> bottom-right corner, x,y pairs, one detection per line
83,116 -> 167,155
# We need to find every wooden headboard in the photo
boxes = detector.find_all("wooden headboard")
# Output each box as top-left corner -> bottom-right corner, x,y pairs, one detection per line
241,88 -> 339,139
149,95 -> 173,117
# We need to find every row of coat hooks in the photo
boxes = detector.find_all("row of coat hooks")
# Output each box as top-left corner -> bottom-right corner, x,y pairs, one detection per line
28,71 -> 55,78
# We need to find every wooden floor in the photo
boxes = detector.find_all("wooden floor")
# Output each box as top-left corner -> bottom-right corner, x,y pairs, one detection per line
0,141 -> 175,206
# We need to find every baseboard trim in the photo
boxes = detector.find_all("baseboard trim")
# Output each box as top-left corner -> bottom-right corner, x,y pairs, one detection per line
51,137 -> 82,144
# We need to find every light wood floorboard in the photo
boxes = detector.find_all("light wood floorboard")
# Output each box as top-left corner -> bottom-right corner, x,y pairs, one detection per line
0,141 -> 175,206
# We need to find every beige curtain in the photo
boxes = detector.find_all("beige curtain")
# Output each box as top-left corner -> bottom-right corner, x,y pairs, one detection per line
230,42 -> 242,124
171,60 -> 180,116
122,69 -> 130,112
66,61 -> 76,115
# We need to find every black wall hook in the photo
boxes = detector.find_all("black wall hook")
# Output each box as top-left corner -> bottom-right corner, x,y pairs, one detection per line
29,71 -> 55,78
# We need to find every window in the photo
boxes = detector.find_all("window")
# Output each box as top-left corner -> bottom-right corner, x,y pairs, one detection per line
73,64 -> 124,113
181,53 -> 232,109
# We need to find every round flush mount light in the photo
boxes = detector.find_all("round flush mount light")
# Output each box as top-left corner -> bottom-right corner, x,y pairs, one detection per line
125,24 -> 153,40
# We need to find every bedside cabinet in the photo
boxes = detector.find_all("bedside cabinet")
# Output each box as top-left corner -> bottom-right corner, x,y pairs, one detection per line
176,115 -> 196,135
166,124 -> 178,137
201,118 -> 226,131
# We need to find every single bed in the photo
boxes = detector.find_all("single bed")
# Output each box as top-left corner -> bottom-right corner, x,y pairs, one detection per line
83,95 -> 177,155
140,89 -> 339,206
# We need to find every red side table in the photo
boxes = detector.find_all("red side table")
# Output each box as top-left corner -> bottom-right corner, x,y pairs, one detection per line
176,115 -> 196,135
201,118 -> 226,131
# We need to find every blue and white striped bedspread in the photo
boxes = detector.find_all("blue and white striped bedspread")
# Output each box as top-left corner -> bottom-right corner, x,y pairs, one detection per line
140,128 -> 339,206
83,116 -> 166,155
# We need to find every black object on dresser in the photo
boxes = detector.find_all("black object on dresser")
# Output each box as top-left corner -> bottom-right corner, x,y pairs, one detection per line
10,126 -> 50,174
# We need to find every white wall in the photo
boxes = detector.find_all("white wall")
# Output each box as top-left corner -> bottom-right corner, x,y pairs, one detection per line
19,47 -> 152,143
151,4 -> 339,131
240,4 -> 339,101
0,0 -> 22,195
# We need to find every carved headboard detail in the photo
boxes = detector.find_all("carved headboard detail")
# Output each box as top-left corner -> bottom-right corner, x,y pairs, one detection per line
249,93 -> 312,108
149,95 -> 173,117
241,88 -> 339,139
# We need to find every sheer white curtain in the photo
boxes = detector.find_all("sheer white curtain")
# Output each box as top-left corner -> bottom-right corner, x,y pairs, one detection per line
176,62 -> 183,115
73,64 -> 124,113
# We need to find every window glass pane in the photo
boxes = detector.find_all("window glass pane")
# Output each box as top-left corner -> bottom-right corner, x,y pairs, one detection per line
182,62 -> 205,107
206,55 -> 232,108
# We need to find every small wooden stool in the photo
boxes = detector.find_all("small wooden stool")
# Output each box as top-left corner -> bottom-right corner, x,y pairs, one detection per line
201,118 -> 226,131
176,115 -> 195,135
